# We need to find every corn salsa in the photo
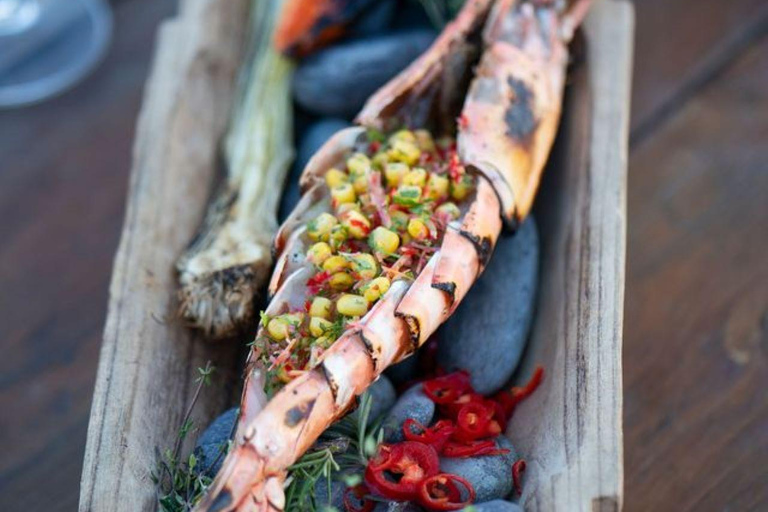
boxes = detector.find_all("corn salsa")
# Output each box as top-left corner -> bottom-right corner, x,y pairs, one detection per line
257,129 -> 476,386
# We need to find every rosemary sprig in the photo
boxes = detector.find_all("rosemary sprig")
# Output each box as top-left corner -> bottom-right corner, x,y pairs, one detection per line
152,362 -> 219,512
283,392 -> 385,511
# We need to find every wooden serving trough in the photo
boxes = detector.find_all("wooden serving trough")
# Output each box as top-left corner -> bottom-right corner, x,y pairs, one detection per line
79,1 -> 634,510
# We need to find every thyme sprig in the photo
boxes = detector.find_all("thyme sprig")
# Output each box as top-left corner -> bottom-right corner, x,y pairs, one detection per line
152,362 -> 219,512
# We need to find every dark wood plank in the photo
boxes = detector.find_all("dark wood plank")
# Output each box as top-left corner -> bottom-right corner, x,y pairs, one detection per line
0,1 -> 174,510
624,37 -> 768,511
630,0 -> 767,136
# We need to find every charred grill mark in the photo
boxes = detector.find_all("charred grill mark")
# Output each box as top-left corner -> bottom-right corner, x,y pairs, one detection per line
318,364 -> 339,400
284,399 -> 316,428
395,312 -> 421,351
432,282 -> 457,306
505,77 -> 538,142
459,230 -> 493,268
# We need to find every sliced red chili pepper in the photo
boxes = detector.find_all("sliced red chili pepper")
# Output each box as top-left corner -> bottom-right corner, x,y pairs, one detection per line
403,419 -> 456,452
494,366 -> 545,419
343,484 -> 375,512
365,441 -> 439,501
442,439 -> 509,458
417,473 -> 476,511
438,391 -> 484,418
512,459 -> 527,496
453,402 -> 493,441
422,370 -> 473,405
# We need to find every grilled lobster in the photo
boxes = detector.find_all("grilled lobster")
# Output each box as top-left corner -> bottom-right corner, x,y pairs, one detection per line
194,0 -> 591,510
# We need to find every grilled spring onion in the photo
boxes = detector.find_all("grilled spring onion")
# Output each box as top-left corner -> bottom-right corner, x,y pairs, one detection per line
177,0 -> 294,339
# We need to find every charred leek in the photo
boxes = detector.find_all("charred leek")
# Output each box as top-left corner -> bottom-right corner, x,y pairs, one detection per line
177,0 -> 294,339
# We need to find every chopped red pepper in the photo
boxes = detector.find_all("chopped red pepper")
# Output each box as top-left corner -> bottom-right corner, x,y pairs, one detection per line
365,442 -> 439,501
442,439 -> 509,458
306,270 -> 331,294
422,371 -> 472,405
343,484 -> 375,512
417,473 -> 475,511
512,459 -> 527,496
403,419 -> 456,452
494,366 -> 544,419
453,402 -> 494,441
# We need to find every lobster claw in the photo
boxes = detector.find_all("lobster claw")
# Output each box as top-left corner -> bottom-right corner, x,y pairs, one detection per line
458,0 -> 591,226
274,0 -> 381,57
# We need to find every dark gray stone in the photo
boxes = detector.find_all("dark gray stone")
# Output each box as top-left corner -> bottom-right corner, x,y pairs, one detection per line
351,0 -> 397,36
439,437 -> 518,503
384,353 -> 419,386
367,374 -> 397,424
194,407 -> 238,475
437,218 -> 540,394
463,500 -> 523,512
293,30 -> 436,118
382,384 -> 435,442
313,478 -> 346,509
279,118 -> 350,222
373,501 -> 424,511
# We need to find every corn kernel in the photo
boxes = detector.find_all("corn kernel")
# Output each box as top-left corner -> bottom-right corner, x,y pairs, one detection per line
267,317 -> 289,340
306,242 -> 332,265
389,129 -> 417,144
363,276 -> 391,303
349,253 -> 379,280
315,335 -> 333,348
328,224 -> 348,250
402,167 -> 427,187
384,162 -> 409,187
322,255 -> 349,273
425,173 -> 449,201
325,168 -> 348,189
340,210 -> 372,239
336,202 -> 361,215
450,174 -> 474,201
435,202 -> 461,221
388,209 -> 409,231
347,152 -> 371,177
369,226 -> 400,255
393,185 -> 422,208
329,272 -> 354,291
331,183 -> 356,206
407,218 -> 430,240
372,151 -> 390,169
307,212 -> 337,242
414,129 -> 435,152
352,174 -> 369,194
389,139 -> 421,166
336,294 -> 369,317
309,316 -> 333,337
309,297 -> 332,319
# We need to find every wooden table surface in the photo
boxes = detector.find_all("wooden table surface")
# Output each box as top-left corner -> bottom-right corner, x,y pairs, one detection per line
0,1 -> 766,510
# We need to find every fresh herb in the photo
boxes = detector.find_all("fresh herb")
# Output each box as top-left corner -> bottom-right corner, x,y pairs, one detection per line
152,362 -> 221,512
283,392 -> 384,511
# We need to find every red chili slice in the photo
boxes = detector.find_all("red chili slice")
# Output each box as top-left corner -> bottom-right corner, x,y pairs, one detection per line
343,484 -> 375,512
512,459 -> 527,496
403,419 -> 456,452
422,371 -> 473,404
364,442 -> 440,501
442,439 -> 509,458
494,366 -> 544,419
417,473 -> 476,511
453,402 -> 493,441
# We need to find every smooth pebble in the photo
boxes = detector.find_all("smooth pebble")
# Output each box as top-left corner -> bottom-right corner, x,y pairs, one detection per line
373,502 -> 424,511
351,0 -> 396,36
293,30 -> 435,118
383,384 -> 435,442
279,118 -> 350,222
313,478 -> 346,509
384,354 -> 419,386
437,218 -> 540,394
366,375 -> 397,424
193,407 -> 238,475
439,437 -> 518,503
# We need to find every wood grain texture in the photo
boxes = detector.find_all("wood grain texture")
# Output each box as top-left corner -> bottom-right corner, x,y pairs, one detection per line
508,2 -> 633,510
77,0 -> 250,510
624,37 -> 768,512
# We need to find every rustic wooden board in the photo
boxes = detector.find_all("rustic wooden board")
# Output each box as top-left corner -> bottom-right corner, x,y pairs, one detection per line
509,2 -> 632,511
78,0 -> 249,510
78,1 -> 632,511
